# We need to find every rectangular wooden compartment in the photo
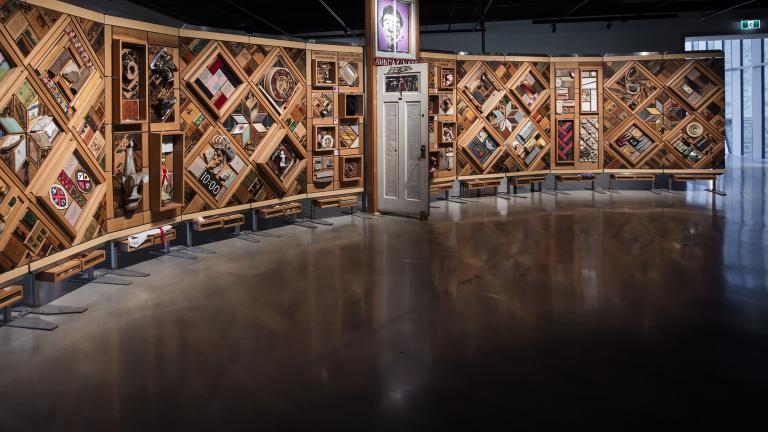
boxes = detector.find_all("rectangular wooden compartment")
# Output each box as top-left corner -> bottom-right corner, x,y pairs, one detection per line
0,285 -> 23,309
113,38 -> 149,124
149,132 -> 185,213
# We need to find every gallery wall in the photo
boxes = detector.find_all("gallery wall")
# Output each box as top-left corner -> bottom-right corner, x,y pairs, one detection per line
0,0 -> 364,279
0,0 -> 727,280
422,51 -> 725,185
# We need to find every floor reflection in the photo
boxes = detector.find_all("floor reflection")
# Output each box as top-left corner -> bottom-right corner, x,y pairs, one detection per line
0,156 -> 767,429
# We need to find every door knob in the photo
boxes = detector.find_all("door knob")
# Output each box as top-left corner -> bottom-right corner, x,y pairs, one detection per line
420,145 -> 426,159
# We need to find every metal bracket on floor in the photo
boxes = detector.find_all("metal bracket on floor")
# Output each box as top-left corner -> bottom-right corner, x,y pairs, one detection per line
181,222 -> 215,255
500,182 -> 530,199
706,178 -> 727,196
227,224 -> 261,243
585,180 -> 608,195
342,206 -> 374,219
648,178 -> 662,195
285,214 -> 318,229
69,267 -> 133,286
21,304 -> 88,315
496,192 -> 529,199
2,308 -> 58,331
307,203 -> 334,226
108,268 -> 150,278
542,188 -> 570,196
434,190 -> 468,204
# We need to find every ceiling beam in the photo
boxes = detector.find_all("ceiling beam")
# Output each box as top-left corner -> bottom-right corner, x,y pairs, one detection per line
317,0 -> 357,36
700,0 -> 757,20
533,12 -> 678,25
565,0 -> 590,18
472,0 -> 495,31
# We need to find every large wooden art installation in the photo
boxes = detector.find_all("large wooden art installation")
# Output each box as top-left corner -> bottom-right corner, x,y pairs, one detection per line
0,0 -> 724,281
0,0 -> 365,280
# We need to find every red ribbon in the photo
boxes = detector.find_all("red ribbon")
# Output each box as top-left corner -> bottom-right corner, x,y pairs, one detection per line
161,163 -> 168,187
159,226 -> 165,244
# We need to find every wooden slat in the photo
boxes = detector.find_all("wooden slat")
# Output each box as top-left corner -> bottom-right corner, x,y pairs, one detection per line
79,250 -> 106,270
0,285 -> 23,310
672,174 -> 717,181
38,260 -> 82,283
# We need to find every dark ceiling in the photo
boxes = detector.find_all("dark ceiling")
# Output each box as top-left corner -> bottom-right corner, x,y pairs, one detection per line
126,0 -> 768,37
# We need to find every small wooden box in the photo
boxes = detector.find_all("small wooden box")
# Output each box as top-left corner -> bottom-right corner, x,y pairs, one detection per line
113,38 -> 149,124
38,260 -> 82,282
149,132 -> 185,213
313,60 -> 338,87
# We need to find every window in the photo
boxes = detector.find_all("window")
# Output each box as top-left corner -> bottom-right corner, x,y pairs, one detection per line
687,35 -> 768,159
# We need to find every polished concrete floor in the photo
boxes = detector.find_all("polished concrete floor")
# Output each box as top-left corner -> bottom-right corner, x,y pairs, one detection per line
1,156 -> 767,430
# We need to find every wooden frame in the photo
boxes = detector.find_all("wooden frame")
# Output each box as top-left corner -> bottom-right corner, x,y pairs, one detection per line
313,124 -> 338,152
312,59 -> 338,87
182,42 -> 248,120
340,155 -> 363,182
149,131 -> 184,213
112,36 -> 149,124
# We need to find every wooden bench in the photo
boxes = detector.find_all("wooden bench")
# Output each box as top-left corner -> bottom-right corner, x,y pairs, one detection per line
0,285 -> 23,323
37,249 -> 106,283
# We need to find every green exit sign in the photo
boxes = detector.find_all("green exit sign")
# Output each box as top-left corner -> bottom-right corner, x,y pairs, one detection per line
741,19 -> 760,30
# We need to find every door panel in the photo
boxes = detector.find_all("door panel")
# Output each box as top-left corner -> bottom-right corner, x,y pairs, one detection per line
383,101 -> 400,199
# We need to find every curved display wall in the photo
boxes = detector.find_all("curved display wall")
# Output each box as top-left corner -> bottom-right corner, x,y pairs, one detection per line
0,0 -> 724,283
422,51 -> 725,186
0,0 -> 365,282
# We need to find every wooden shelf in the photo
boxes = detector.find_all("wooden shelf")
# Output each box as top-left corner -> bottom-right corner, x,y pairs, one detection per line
193,214 -> 245,231
119,228 -> 176,252
511,176 -> 546,186
259,203 -> 303,219
38,260 -> 82,283
672,174 -> 717,182
0,285 -> 23,310
429,183 -> 453,193
462,179 -> 501,190
313,196 -> 358,209
611,174 -> 656,181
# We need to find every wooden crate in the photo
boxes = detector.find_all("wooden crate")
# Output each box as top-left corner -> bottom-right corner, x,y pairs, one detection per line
556,175 -> 584,182
672,174 -> 717,182
79,250 -> 106,271
38,260 -> 82,283
221,214 -> 245,228
463,179 -> 500,190
193,218 -> 224,231
611,174 -> 656,181
118,228 -> 176,252
284,203 -> 303,216
0,285 -> 23,310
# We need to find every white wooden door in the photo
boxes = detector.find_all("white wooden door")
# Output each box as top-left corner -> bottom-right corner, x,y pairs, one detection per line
376,63 -> 429,218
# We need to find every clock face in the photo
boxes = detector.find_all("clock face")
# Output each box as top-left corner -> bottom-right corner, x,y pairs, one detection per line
76,170 -> 93,193
266,67 -> 297,103
49,184 -> 69,210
